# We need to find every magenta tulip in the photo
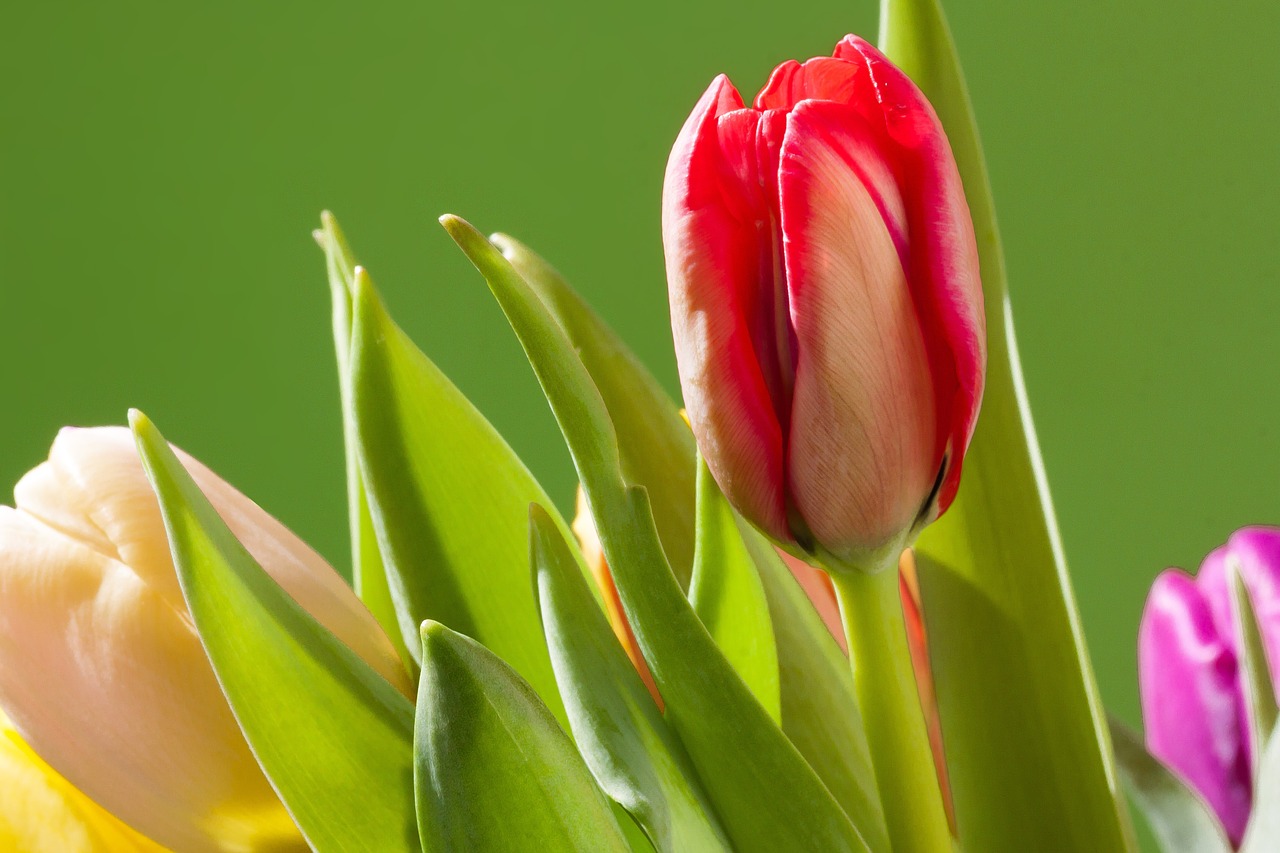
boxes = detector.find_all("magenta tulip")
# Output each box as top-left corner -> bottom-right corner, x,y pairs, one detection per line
1139,526 -> 1280,844
662,35 -> 985,570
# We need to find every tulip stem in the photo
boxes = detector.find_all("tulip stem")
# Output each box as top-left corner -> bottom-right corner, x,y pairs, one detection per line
832,565 -> 953,853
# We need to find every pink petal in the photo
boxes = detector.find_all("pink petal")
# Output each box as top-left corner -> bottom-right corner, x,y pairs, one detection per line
778,98 -> 938,559
832,36 -> 985,514
1140,569 -> 1251,844
663,76 -> 790,540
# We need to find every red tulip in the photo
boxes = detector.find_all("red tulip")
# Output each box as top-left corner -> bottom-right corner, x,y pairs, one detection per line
662,35 -> 985,570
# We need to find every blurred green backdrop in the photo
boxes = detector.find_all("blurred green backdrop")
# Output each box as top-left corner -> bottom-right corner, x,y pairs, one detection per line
2,0 -> 1278,751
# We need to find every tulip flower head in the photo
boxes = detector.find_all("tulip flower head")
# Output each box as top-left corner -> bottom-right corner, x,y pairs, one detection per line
1139,526 -> 1280,845
0,427 -> 412,852
663,35 -> 985,572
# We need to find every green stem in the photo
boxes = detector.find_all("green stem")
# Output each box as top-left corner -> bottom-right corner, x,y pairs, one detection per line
832,567 -> 952,853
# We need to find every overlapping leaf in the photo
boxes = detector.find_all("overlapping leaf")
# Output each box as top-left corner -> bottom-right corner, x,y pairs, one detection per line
347,262 -> 569,726
531,504 -> 731,852
881,2 -> 1133,848
442,215 -> 869,852
131,411 -> 418,853
414,621 -> 629,853
687,455 -> 780,723
488,227 -> 880,838
316,212 -> 408,671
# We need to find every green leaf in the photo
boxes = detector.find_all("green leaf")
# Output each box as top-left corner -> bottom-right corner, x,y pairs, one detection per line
688,454 -> 780,723
442,214 -> 868,853
316,211 -> 412,673
530,503 -> 731,853
348,264 -> 569,727
881,3 -> 1133,849
130,410 -> 418,853
496,227 -> 884,849
1242,732 -> 1280,852
491,234 -> 697,587
737,525 -> 889,853
414,621 -> 630,853
1109,715 -> 1231,853
1229,566 -> 1279,770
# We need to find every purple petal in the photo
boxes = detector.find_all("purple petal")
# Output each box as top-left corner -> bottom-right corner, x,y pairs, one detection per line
1140,569 -> 1252,844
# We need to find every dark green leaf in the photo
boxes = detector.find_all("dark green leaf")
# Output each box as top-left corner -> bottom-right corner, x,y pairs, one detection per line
414,621 -> 629,853
131,411 -> 418,853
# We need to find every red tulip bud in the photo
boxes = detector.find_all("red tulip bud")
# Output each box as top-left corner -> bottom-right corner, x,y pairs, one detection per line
662,36 -> 985,570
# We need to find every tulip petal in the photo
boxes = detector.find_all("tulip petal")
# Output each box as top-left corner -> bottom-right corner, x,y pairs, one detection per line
778,98 -> 937,559
834,36 -> 986,513
1139,569 -> 1252,844
0,713 -> 169,852
15,427 -> 410,695
754,56 -> 868,114
1201,527 -> 1280,689
0,507 -> 300,853
663,75 -> 790,541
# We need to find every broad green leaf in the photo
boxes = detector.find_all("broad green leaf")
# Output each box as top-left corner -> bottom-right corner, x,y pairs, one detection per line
130,411 -> 418,853
348,265 -> 569,727
688,454 -> 780,723
414,621 -> 629,853
442,215 -> 868,853
493,226 -> 884,847
881,2 -> 1133,848
1242,732 -> 1280,852
737,525 -> 889,853
530,504 -> 731,853
1109,716 -> 1231,853
492,234 -> 697,587
1229,566 -> 1279,770
316,211 -> 411,672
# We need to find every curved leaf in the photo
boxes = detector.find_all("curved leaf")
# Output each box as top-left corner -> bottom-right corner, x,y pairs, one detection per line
130,411 -> 418,853
531,504 -> 731,853
688,455 -> 779,723
492,234 -> 697,587
349,266 -> 569,727
442,215 -> 868,853
1109,716 -> 1230,853
880,2 -> 1133,848
316,211 -> 411,672
414,621 -> 629,853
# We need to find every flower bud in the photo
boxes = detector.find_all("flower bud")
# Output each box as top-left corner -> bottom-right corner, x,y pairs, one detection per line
1139,526 -> 1280,844
662,35 -> 985,570
0,427 -> 413,852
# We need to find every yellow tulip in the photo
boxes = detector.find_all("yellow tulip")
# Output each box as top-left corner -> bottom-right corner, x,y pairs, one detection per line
0,708 -> 169,852
0,427 -> 413,852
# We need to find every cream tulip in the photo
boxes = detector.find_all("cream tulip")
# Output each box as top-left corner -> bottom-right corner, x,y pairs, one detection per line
0,427 -> 413,852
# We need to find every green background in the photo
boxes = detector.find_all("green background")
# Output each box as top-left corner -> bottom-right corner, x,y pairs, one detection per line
2,0 -> 1277,758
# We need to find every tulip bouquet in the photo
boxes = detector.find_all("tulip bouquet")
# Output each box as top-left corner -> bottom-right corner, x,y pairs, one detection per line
1,1 -> 1275,852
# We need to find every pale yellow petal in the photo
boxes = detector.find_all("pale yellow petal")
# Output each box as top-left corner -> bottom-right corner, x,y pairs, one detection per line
0,507 -> 303,853
0,714 -> 170,852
